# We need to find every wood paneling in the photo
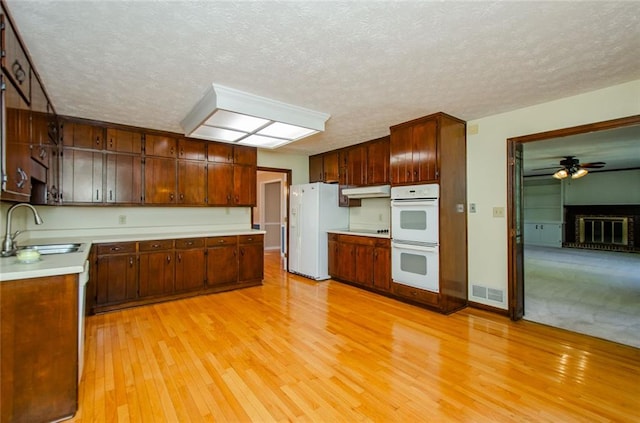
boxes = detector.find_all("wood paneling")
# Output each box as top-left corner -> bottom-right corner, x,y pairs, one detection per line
70,252 -> 640,422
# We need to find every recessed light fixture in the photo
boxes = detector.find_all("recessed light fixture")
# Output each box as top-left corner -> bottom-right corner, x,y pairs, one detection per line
181,84 -> 330,149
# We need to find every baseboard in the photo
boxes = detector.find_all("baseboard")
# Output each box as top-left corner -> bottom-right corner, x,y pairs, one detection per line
468,301 -> 510,317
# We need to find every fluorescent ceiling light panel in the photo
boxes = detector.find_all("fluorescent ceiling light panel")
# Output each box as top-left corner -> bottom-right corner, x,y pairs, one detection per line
181,84 -> 330,149
191,125 -> 246,142
257,122 -> 317,140
204,110 -> 269,132
239,134 -> 290,149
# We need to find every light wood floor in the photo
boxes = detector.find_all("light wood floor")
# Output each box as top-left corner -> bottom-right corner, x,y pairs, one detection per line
72,251 -> 640,422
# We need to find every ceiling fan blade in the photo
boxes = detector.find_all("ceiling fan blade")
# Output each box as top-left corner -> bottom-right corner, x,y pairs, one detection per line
581,162 -> 606,168
531,166 -> 561,171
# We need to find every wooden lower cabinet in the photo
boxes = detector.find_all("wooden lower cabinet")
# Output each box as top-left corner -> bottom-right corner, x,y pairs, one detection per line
175,238 -> 206,292
90,234 -> 263,313
95,242 -> 138,308
138,240 -> 175,298
1,274 -> 78,423
328,234 -> 391,293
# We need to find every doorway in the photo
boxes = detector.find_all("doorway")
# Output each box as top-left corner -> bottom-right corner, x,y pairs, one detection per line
255,167 -> 291,268
507,115 -> 640,345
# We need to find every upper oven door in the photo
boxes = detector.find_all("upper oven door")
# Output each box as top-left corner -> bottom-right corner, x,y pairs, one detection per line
391,199 -> 439,243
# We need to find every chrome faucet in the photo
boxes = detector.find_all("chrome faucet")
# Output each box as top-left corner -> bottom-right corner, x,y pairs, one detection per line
2,203 -> 44,256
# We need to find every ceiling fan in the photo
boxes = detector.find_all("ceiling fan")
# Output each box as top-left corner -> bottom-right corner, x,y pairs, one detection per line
534,156 -> 606,179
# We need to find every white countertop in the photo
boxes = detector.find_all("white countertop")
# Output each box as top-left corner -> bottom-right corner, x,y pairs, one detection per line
0,228 -> 265,282
327,229 -> 391,239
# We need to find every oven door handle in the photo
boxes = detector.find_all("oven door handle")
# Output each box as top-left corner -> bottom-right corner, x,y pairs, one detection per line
391,200 -> 438,207
392,242 -> 438,252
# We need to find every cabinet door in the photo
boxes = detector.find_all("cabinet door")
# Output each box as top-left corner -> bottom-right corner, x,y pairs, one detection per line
367,137 -> 390,185
373,246 -> 391,291
139,251 -> 175,297
178,138 -> 206,161
238,236 -> 263,282
61,121 -> 104,149
390,125 -> 412,185
337,242 -> 355,281
106,153 -> 142,204
145,134 -> 177,158
46,144 -> 60,204
309,154 -> 323,182
2,15 -> 31,102
96,254 -> 138,305
347,145 -> 367,186
207,245 -> 238,286
106,128 -> 142,154
323,152 -> 339,183
144,157 -> 176,204
178,160 -> 206,204
328,238 -> 338,278
207,162 -> 234,205
338,150 -> 349,185
354,244 -> 374,287
207,143 -> 233,163
30,112 -> 50,167
175,249 -> 206,292
233,165 -> 256,206
3,77 -> 31,199
233,145 -> 257,165
61,148 -> 103,203
412,119 -> 437,182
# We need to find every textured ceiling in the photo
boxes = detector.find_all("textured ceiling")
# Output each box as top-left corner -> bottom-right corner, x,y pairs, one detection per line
6,1 -> 640,155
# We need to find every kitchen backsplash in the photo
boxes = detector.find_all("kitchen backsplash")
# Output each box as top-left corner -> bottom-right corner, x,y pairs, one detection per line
348,198 -> 391,232
19,205 -> 252,239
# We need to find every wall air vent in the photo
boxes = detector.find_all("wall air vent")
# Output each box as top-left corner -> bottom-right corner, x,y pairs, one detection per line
487,288 -> 504,303
471,284 -> 505,304
472,284 -> 487,299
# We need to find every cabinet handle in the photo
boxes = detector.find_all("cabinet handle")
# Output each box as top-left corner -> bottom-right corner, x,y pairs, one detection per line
170,147 -> 175,155
187,241 -> 193,246
218,239 -> 225,243
39,148 -> 47,159
16,167 -> 27,188
96,189 -> 100,200
240,248 -> 244,257
109,190 -> 113,201
12,60 -> 26,84
109,138 -> 114,148
96,137 -> 101,146
180,193 -> 184,200
152,244 -> 160,249
541,224 -> 544,230
180,148 -> 184,156
167,255 -> 171,263
111,247 -> 121,252
178,253 -> 182,263
247,237 -> 253,242
129,257 -> 134,266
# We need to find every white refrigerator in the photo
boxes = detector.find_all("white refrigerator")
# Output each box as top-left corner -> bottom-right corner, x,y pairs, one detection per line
289,182 -> 349,280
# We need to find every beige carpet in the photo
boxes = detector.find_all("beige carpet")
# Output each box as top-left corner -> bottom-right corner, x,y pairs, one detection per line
524,245 -> 640,348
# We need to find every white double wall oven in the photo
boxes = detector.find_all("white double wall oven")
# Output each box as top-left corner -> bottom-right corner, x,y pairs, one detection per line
391,184 -> 440,292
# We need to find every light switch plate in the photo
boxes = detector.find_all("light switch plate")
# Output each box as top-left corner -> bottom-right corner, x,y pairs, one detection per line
469,203 -> 477,213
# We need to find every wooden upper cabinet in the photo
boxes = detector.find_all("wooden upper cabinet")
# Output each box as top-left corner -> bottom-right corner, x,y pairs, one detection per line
366,136 -> 390,185
61,148 -> 103,203
207,143 -> 234,163
178,138 -> 206,161
207,162 -> 234,205
1,14 -> 31,103
145,134 -> 177,158
309,154 -> 323,183
106,128 -> 142,154
61,121 -> 104,150
390,116 -> 437,184
233,144 -> 257,165
346,145 -> 367,186
178,160 -> 206,204
106,153 -> 142,204
323,152 -> 339,183
144,157 -> 176,204
233,165 -> 256,206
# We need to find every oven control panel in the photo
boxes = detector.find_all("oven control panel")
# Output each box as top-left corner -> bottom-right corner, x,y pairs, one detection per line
391,184 -> 439,200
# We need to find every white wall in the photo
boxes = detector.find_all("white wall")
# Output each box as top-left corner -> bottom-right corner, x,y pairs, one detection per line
348,198 -> 391,231
563,169 -> 640,205
21,205 -> 251,239
257,150 -> 309,185
467,79 -> 640,309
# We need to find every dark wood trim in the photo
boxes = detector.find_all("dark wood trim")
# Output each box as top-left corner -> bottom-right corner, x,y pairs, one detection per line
506,114 -> 640,320
509,115 -> 640,144
256,166 -> 292,264
468,301 -> 510,317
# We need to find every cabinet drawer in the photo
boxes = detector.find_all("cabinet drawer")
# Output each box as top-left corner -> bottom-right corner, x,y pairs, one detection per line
96,242 -> 136,255
175,238 -> 204,249
391,282 -> 439,306
341,234 -> 376,246
239,234 -> 263,244
206,236 -> 237,247
139,239 -> 174,251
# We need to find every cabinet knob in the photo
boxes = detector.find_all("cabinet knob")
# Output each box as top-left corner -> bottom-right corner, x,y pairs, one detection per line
218,239 -> 225,243
152,244 -> 160,249
129,257 -> 134,266
167,255 -> 171,263
111,247 -> 121,252
169,193 -> 175,201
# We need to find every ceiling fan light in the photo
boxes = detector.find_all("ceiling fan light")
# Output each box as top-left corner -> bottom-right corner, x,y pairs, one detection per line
553,169 -> 568,179
572,168 -> 588,179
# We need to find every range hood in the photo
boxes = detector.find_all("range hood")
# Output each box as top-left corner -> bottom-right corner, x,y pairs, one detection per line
341,185 -> 391,199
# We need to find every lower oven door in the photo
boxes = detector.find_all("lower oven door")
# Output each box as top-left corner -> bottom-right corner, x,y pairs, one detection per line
392,241 -> 439,292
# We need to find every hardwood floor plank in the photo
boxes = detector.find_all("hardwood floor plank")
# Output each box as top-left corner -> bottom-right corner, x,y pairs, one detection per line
69,251 -> 640,422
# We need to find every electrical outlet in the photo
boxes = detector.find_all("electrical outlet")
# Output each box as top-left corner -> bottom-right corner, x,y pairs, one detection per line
378,213 -> 383,222
118,215 -> 127,225
469,203 -> 477,213
492,207 -> 505,218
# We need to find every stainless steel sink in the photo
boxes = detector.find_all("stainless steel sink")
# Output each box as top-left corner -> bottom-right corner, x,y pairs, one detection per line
17,243 -> 84,255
